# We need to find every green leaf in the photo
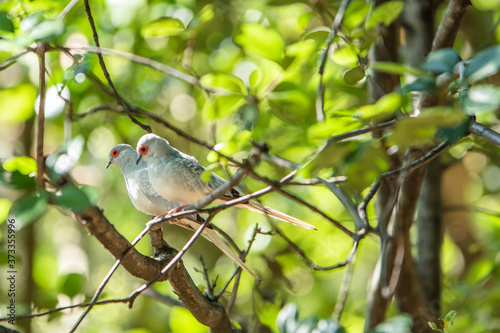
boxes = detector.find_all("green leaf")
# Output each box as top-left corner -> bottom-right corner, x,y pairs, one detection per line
234,24 -> 284,62
401,77 -> 437,94
371,62 -> 427,77
423,48 -> 461,74
268,88 -> 312,124
391,107 -> 466,148
470,0 -> 500,10
428,321 -> 443,332
3,156 -> 37,175
344,67 -> 365,85
0,12 -> 14,33
308,117 -> 363,140
28,20 -> 65,42
0,166 -> 36,190
0,84 -> 37,123
141,17 -> 185,37
204,95 -> 246,119
58,273 -> 85,298
462,85 -> 500,113
9,191 -> 48,227
354,93 -> 402,121
444,310 -> 457,326
54,185 -> 93,213
200,170 -> 212,183
463,45 -> 500,83
343,0 -> 371,29
369,314 -> 413,332
332,45 -> 359,67
248,60 -> 284,95
200,73 -> 247,94
366,1 -> 404,29
0,198 -> 12,223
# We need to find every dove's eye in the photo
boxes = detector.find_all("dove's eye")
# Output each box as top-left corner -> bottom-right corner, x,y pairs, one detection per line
139,146 -> 148,155
112,149 -> 119,157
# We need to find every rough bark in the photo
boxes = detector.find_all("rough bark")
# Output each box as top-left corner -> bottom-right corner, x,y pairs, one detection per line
75,207 -> 233,332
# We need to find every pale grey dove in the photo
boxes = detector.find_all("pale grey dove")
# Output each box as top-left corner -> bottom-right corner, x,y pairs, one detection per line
135,134 -> 316,230
106,144 -> 259,281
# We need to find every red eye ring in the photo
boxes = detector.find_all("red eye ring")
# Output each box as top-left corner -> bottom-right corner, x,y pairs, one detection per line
139,146 -> 148,155
112,149 -> 119,157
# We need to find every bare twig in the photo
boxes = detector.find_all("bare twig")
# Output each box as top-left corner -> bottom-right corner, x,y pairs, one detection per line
81,1 -> 151,132
333,240 -> 359,321
432,0 -> 471,50
127,216 -> 213,307
199,256 -> 216,299
35,43 -> 47,189
469,121 -> 500,146
327,120 -> 396,143
226,224 -> 260,314
317,177 -> 366,231
58,0 -> 80,20
60,44 -> 213,93
0,298 -> 129,322
382,141 -> 449,180
316,0 -> 353,122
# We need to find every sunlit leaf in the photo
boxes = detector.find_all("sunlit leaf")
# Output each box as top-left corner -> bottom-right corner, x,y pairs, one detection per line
200,73 -> 247,94
365,1 -> 404,29
142,17 -> 185,37
332,45 -> 359,67
0,84 -> 37,123
462,85 -> 500,113
3,156 -> 37,175
344,67 -> 365,85
204,95 -> 246,119
0,198 -> 12,223
308,117 -> 363,140
343,0 -> 371,29
169,307 -> 208,333
471,0 -> 500,10
371,62 -> 427,77
248,60 -> 284,95
28,19 -> 65,42
58,273 -> 85,298
354,93 -> 402,121
423,48 -> 461,74
234,24 -> 284,62
0,166 -> 36,190
9,191 -> 48,227
463,45 -> 500,83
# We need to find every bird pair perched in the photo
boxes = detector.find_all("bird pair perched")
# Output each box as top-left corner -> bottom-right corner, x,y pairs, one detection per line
107,133 -> 315,281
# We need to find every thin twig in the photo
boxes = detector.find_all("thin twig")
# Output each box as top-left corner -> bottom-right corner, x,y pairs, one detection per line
35,43 -> 47,189
226,224 -> 260,314
199,256 -> 216,299
81,1 -> 151,132
317,177 -> 366,231
382,141 -> 449,179
127,215 -> 213,307
316,0 -> 353,122
0,298 -> 129,322
59,44 -> 213,93
469,120 -> 500,147
0,48 -> 31,71
333,240 -> 359,321
69,224 -> 153,331
327,120 -> 396,143
58,0 -> 80,20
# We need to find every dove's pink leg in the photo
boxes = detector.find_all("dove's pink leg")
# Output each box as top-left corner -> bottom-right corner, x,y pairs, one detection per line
152,205 -> 186,221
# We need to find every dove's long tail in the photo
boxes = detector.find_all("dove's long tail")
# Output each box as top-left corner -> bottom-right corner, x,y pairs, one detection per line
237,201 -> 316,230
201,228 -> 260,281
181,219 -> 260,281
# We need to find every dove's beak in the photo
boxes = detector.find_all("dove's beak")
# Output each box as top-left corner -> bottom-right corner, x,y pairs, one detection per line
136,155 -> 142,165
105,160 -> 112,169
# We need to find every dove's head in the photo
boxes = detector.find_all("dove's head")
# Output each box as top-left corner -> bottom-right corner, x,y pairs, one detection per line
136,133 -> 172,164
106,144 -> 139,170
